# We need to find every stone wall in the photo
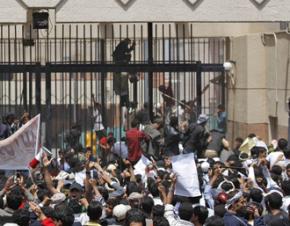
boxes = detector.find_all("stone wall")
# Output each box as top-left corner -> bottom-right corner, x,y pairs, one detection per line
1,0 -> 290,23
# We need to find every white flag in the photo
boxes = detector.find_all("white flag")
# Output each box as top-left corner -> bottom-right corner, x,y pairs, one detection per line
0,114 -> 40,170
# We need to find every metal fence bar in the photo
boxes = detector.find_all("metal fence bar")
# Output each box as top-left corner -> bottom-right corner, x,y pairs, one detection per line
0,23 -> 226,149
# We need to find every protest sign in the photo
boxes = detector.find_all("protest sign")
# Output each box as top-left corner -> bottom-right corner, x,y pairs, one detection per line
172,153 -> 201,197
0,115 -> 40,169
134,155 -> 152,178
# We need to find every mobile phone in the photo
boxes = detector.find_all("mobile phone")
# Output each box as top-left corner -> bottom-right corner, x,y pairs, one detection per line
14,173 -> 21,183
91,170 -> 99,180
13,175 -> 17,183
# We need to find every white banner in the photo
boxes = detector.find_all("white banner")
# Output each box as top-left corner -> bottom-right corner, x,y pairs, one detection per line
0,115 -> 40,170
172,153 -> 201,197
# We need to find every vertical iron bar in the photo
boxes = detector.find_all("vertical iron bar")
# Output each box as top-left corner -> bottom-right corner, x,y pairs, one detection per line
22,25 -> 27,111
148,22 -> 153,121
68,25 -> 72,128
196,61 -> 202,115
0,25 -> 2,116
62,25 -> 66,148
183,24 -> 186,102
45,64 -> 52,149
0,25 -> 3,63
54,24 -> 58,149
8,25 -> 11,112
101,24 -> 106,128
14,26 -> 18,110
35,63 -> 41,114
133,24 -> 137,107
90,24 -> 93,147
28,25 -> 32,114
75,25 -> 79,124
83,25 -> 87,132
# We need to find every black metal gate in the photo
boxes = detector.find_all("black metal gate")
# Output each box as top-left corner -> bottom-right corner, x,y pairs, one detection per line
0,23 -> 225,149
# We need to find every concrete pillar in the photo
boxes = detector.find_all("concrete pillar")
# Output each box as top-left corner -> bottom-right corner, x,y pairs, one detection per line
228,34 -> 268,142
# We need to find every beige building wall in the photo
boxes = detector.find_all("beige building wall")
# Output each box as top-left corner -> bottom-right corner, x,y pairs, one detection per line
228,32 -> 290,143
2,0 -> 290,23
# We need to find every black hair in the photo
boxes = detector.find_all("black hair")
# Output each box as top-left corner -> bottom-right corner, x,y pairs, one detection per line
125,208 -> 146,226
265,192 -> 283,210
248,133 -> 256,138
278,138 -> 288,151
126,181 -> 139,196
37,189 -> 50,202
0,197 -> 4,209
214,204 -> 226,218
98,186 -> 109,201
169,116 -> 178,128
53,204 -> 75,226
205,216 -> 224,226
38,206 -> 54,221
106,198 -> 119,209
217,104 -> 225,111
153,216 -> 170,226
221,182 -> 234,192
235,137 -> 244,144
236,206 -> 250,220
282,180 -> 290,196
179,202 -> 194,221
257,147 -> 267,156
6,190 -> 23,210
152,205 -> 165,218
249,188 -> 263,203
87,201 -> 103,221
131,118 -> 139,128
250,202 -> 264,216
108,137 -> 115,145
12,208 -> 30,226
193,205 -> 208,225
67,198 -> 82,214
251,147 -> 260,159
141,196 -> 154,216
271,165 -> 282,176
284,149 -> 290,159
148,182 -> 159,198
228,174 -> 242,189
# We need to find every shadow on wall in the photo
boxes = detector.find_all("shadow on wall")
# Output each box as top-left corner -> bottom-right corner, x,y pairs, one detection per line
183,0 -> 204,10
115,0 -> 137,11
249,0 -> 271,9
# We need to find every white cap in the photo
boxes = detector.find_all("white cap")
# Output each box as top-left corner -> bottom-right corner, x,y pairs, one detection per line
113,204 -> 131,221
201,161 -> 210,173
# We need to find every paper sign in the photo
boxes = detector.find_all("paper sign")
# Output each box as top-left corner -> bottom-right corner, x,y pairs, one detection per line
134,155 -> 151,178
172,153 -> 201,197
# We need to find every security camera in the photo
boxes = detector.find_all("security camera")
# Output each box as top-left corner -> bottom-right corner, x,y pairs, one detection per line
223,62 -> 233,71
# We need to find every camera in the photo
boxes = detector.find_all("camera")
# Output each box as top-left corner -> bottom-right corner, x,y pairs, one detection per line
13,172 -> 21,183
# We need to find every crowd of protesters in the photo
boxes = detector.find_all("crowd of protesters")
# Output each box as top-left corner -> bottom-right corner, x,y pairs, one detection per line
1,102 -> 290,226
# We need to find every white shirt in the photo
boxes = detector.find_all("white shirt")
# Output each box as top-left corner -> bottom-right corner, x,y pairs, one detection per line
282,196 -> 290,213
93,108 -> 104,132
164,204 -> 194,226
111,141 -> 128,159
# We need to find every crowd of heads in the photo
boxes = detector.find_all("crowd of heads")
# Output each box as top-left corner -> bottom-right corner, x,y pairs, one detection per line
1,105 -> 290,226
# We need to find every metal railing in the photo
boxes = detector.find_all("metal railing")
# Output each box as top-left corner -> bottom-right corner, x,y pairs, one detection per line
0,23 -> 226,149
